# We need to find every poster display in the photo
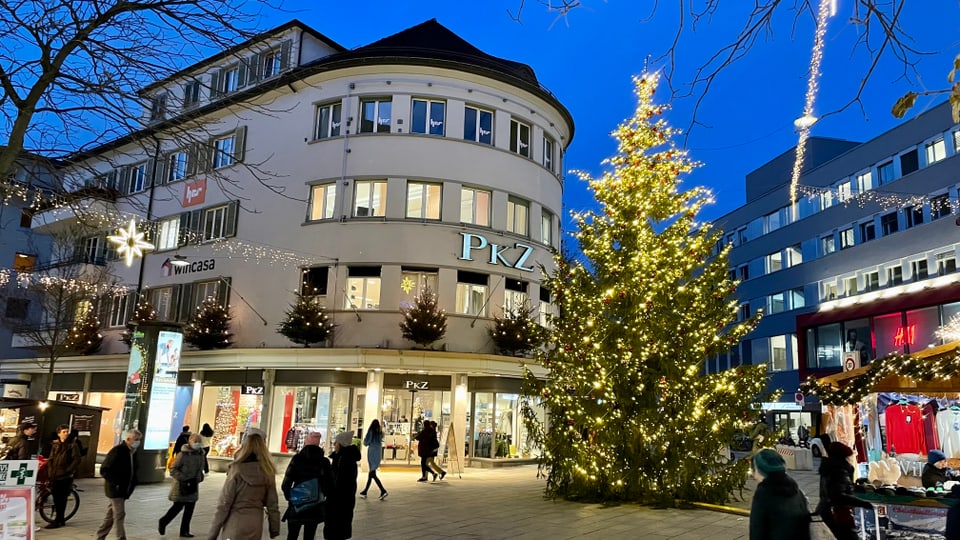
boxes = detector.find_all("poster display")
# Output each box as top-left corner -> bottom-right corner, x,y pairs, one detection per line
0,487 -> 33,540
122,330 -> 148,433
144,331 -> 182,450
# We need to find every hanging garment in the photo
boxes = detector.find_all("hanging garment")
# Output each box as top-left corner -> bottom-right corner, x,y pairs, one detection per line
937,408 -> 960,458
885,403 -> 927,455
923,400 -> 941,452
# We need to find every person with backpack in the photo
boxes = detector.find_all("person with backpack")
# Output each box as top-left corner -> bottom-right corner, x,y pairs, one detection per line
281,431 -> 333,540
159,433 -> 205,537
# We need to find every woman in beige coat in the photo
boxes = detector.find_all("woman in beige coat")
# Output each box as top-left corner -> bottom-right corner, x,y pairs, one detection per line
207,431 -> 280,540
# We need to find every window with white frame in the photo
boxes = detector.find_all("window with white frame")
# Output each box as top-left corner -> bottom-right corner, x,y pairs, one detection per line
865,271 -> 880,291
737,303 -> 750,322
183,80 -> 201,109
543,135 -> 555,171
504,280 -> 529,317
463,106 -> 493,145
345,267 -> 381,310
221,66 -> 240,94
790,288 -> 805,309
411,99 -> 445,135
168,151 -> 188,183
770,335 -> 789,371
354,180 -> 387,217
912,259 -> 929,280
954,131 -> 960,154
820,190 -> 835,210
821,235 -> 836,255
109,294 -> 129,327
937,251 -> 957,276
460,187 -> 490,226
150,287 -> 174,321
822,282 -> 838,300
541,210 -> 553,246
261,48 -> 283,79
766,251 -> 783,273
359,98 -> 391,133
406,182 -> 442,220
840,228 -> 855,249
837,181 -> 853,202
509,119 -> 531,157
149,94 -> 167,122
538,287 -> 554,327
315,102 -> 342,139
310,184 -> 337,221
785,244 -> 802,267
768,292 -> 786,314
456,271 -> 488,316
926,137 -> 947,164
878,161 -> 895,185
128,163 -> 147,194
300,266 -> 329,297
506,196 -> 528,236
157,217 -> 180,251
399,269 -> 438,309
887,265 -> 903,286
193,280 -> 221,307
856,171 -> 873,193
844,276 -> 858,296
765,209 -> 782,233
213,134 -> 236,169
202,205 -> 228,241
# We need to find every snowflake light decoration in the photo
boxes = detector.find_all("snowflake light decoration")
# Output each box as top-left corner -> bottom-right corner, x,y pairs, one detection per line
108,219 -> 155,267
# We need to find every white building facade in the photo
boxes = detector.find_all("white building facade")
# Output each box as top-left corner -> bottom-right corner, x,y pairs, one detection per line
4,19 -> 574,467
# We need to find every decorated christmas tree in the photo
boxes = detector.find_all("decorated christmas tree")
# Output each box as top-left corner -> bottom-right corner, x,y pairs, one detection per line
489,304 -> 546,356
277,293 -> 334,347
399,288 -> 447,348
66,305 -> 102,355
523,73 -> 769,505
120,297 -> 157,347
184,297 -> 233,350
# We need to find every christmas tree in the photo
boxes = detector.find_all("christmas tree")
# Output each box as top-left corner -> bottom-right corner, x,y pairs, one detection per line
523,73 -> 769,506
184,297 -> 233,350
120,297 -> 157,347
489,304 -> 546,356
66,305 -> 102,355
277,293 -> 334,347
399,288 -> 447,348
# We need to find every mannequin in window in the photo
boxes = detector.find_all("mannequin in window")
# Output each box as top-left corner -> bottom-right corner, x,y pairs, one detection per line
845,329 -> 869,361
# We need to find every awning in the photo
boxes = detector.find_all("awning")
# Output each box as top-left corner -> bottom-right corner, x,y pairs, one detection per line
814,341 -> 960,396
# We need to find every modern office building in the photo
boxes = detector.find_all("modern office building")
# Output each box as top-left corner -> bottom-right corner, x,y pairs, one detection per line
712,101 -> 960,434
1,19 -> 573,466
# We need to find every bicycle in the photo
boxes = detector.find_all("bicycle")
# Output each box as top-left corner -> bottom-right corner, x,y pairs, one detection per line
34,456 -> 80,524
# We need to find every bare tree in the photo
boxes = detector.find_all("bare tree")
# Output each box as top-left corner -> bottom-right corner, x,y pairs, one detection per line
0,224 -> 123,398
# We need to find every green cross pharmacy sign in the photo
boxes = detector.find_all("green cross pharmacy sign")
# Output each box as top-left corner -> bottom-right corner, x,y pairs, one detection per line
0,461 -> 38,487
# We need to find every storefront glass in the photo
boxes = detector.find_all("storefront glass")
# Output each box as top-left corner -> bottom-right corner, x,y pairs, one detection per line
87,392 -> 125,453
199,386 -> 262,458
379,388 -> 449,463
470,392 -> 534,458
874,312 -> 906,358
905,306 -> 940,350
269,386 -> 354,454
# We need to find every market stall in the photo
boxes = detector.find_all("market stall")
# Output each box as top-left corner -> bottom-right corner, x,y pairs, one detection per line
802,341 -> 960,539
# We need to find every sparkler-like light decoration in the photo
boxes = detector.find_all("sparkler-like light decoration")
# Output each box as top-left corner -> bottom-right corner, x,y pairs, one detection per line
789,0 -> 835,217
108,219 -> 155,267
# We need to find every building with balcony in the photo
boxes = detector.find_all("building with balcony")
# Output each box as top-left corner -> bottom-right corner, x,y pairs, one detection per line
1,19 -> 573,466
712,101 -> 960,435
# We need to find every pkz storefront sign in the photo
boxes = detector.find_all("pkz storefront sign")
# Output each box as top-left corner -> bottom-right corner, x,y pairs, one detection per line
403,380 -> 429,390
242,385 -> 264,395
458,233 -> 534,272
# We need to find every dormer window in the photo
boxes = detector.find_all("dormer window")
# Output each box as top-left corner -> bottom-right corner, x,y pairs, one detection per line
261,49 -> 283,79
149,94 -> 167,122
183,80 -> 201,109
222,66 -> 240,94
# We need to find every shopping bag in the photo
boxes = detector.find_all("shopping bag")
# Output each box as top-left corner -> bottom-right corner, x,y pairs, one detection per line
289,478 -> 325,513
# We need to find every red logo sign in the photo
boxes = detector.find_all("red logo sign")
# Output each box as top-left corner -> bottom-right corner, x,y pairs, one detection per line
894,325 -> 916,347
183,178 -> 206,207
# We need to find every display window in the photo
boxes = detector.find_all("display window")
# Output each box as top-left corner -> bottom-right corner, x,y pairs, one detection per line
199,386 -> 262,458
379,388 -> 449,463
470,392 -> 538,459
87,392 -> 125,453
268,386 -> 351,454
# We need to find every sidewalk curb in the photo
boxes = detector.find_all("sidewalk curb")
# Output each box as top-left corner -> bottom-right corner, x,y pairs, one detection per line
690,501 -> 750,516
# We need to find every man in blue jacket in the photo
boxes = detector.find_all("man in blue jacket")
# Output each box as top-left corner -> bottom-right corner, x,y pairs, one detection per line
96,429 -> 141,540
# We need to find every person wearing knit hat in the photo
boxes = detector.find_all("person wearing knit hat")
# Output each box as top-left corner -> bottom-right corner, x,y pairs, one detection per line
280,430 -> 332,539
818,441 -> 872,540
749,449 -> 811,540
922,449 -> 958,488
324,431 -> 360,540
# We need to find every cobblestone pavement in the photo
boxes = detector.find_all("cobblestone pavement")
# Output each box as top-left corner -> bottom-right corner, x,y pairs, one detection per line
39,464 -> 753,540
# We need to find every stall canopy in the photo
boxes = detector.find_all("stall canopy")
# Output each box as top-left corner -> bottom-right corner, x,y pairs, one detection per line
801,341 -> 960,404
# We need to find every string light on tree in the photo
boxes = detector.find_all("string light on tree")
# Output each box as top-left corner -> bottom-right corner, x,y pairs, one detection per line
108,218 -> 154,267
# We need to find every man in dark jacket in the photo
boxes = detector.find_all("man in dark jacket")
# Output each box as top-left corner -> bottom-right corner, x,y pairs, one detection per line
43,424 -> 81,529
172,425 -> 190,457
95,428 -> 141,540
4,421 -> 37,460
281,431 -> 333,540
325,431 -> 360,540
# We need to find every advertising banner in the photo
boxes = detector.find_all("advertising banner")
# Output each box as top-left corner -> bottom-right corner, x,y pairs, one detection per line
122,330 -> 149,433
0,487 -> 33,540
144,331 -> 182,450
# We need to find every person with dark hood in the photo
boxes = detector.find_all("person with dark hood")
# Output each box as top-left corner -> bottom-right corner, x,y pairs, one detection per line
281,431 -> 333,540
922,449 -> 958,488
44,424 -> 81,529
414,422 -> 439,482
172,425 -> 191,457
200,423 -> 214,474
817,441 -> 872,540
749,449 -> 811,540
425,420 -> 446,481
5,421 -> 37,460
324,431 -> 360,540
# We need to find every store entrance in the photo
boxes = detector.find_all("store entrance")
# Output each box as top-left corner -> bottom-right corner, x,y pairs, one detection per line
380,388 -> 449,464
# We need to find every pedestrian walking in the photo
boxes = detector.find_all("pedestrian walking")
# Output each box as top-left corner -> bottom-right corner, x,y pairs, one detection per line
426,421 -> 446,481
4,421 -> 37,460
160,433 -> 205,537
200,423 -> 214,474
96,428 -> 142,540
817,442 -> 872,540
280,431 -> 333,540
324,431 -> 360,540
207,430 -> 280,540
748,448 -> 811,540
172,426 -> 191,458
43,423 -> 81,529
359,419 -> 388,500
414,423 -> 437,482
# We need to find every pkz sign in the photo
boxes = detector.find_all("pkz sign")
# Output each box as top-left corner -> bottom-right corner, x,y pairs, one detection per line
458,233 -> 534,272
403,380 -> 429,390
241,385 -> 264,395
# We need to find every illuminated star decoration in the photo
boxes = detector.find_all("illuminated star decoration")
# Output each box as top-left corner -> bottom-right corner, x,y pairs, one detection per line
108,219 -> 155,267
400,276 -> 416,294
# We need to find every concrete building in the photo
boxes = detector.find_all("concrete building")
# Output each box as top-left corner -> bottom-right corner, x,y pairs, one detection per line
2,19 -> 573,467
713,101 -> 960,435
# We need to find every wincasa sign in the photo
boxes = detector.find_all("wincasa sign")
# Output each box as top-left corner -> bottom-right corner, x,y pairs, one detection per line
161,258 -> 215,277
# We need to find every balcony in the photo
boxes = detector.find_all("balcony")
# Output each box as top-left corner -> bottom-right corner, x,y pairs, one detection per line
31,186 -> 120,235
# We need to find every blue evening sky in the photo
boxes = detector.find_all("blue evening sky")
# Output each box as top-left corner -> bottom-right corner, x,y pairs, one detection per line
266,1 -> 959,225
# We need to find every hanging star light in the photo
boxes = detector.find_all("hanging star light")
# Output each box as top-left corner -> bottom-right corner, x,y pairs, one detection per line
108,219 -> 155,267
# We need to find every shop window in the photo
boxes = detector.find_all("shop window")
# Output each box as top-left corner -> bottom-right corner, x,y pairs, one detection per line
399,268 -> 438,308
406,182 -> 442,220
932,193 -> 952,220
911,259 -> 929,281
359,98 -> 391,133
354,180 -> 387,217
937,252 -> 957,276
880,212 -> 899,236
460,187 -> 491,226
463,106 -> 493,145
877,160 -> 895,185
310,184 -> 337,221
886,266 -> 903,287
345,267 -> 381,310
506,196 -> 528,236
200,386 -> 263,458
411,99 -> 445,136
906,306 -> 940,350
843,319 -> 871,362
13,253 -> 36,272
874,312 -> 905,358
300,266 -> 329,297
900,149 -> 919,176
906,205 -> 924,228
814,323 -> 842,368
456,271 -> 488,316
268,386 -> 350,454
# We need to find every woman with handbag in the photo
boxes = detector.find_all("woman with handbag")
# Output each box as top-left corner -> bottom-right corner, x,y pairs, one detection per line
749,449 -> 812,540
160,433 -> 205,537
280,431 -> 333,540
